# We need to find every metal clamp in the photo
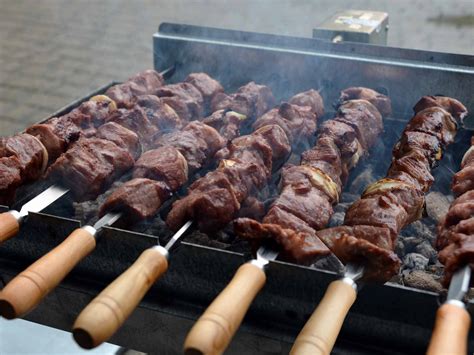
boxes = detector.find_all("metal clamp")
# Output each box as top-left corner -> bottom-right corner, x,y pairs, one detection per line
313,10 -> 389,45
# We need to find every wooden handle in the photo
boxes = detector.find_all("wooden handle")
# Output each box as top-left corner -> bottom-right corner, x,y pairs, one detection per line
73,247 -> 169,349
184,262 -> 266,355
290,279 -> 357,355
427,302 -> 471,355
0,212 -> 20,243
0,227 -> 96,319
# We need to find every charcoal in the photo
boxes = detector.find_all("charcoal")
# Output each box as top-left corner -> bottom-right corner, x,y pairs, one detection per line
398,235 -> 420,253
403,253 -> 429,271
395,239 -> 405,256
349,166 -> 376,194
328,211 -> 345,227
402,270 -> 443,293
425,191 -> 453,223
402,220 -> 436,243
415,241 -> 437,263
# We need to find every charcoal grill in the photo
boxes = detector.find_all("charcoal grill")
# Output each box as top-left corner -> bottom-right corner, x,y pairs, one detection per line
1,22 -> 474,354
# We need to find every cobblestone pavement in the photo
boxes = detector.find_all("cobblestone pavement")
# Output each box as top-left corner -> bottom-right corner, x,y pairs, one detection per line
0,0 -> 472,135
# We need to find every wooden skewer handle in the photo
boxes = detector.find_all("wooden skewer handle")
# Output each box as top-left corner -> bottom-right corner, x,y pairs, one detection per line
0,227 -> 96,319
184,262 -> 266,355
290,279 -> 357,355
427,302 -> 470,355
0,211 -> 20,243
73,247 -> 169,349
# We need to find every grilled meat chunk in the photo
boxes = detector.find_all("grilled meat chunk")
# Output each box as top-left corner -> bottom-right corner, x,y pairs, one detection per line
0,134 -> 47,181
106,107 -> 158,148
0,156 -> 23,206
105,69 -> 164,108
211,82 -> 275,118
288,89 -> 325,118
133,147 -> 188,191
135,95 -> 182,131
185,72 -> 224,109
252,103 -> 317,146
156,82 -> 204,121
47,137 -> 134,201
202,110 -> 247,141
413,95 -> 468,120
154,121 -> 226,172
96,122 -> 141,160
338,87 -> 392,117
99,178 -> 171,222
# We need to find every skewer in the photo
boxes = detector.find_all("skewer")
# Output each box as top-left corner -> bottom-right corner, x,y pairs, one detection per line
73,220 -> 193,349
0,80 -> 277,323
290,96 -> 468,355
289,263 -> 363,355
184,243 -> 278,355
427,265 -> 471,355
427,137 -> 474,354
184,88 -> 389,355
72,89 -> 322,349
0,66 -> 175,244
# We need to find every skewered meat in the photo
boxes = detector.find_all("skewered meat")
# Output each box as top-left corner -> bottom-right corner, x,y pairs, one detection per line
338,87 -> 392,118
318,96 -> 467,282
288,89 -> 325,118
26,96 -> 117,163
47,137 -> 135,201
135,95 -> 182,131
413,95 -> 468,121
211,82 -> 275,118
202,110 -> 247,141
133,147 -> 189,191
100,122 -> 227,222
235,88 -> 388,263
105,69 -> 164,108
96,122 -> 141,160
154,121 -> 226,172
98,178 -> 171,222
156,83 -> 204,121
185,72 -> 224,109
0,134 -> 48,181
165,125 -> 290,232
252,102 -> 317,146
0,157 -> 22,206
167,89 -> 323,233
106,107 -> 158,148
437,139 -> 474,284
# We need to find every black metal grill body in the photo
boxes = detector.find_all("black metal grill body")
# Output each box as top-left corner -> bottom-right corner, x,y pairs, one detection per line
1,23 -> 474,354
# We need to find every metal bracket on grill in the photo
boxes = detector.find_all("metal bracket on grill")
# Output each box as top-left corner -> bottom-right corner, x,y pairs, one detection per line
313,10 -> 389,45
